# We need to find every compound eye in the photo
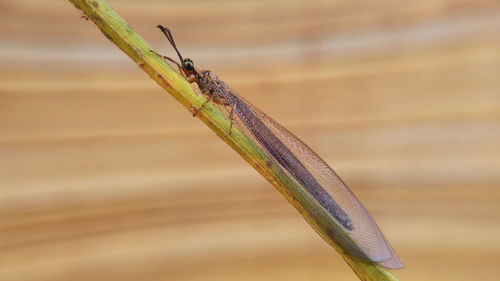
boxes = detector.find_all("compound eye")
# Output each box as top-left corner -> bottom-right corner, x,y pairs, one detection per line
183,59 -> 194,71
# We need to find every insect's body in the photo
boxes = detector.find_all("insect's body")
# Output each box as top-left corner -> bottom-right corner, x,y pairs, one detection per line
195,68 -> 355,230
153,25 -> 403,270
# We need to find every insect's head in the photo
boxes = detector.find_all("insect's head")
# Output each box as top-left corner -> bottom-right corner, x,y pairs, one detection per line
182,58 -> 195,72
156,25 -> 197,77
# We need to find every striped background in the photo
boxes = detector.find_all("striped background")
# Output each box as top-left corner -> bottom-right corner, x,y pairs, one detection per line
1,0 -> 499,280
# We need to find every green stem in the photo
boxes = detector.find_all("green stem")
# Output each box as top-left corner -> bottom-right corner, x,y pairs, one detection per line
67,1 -> 400,280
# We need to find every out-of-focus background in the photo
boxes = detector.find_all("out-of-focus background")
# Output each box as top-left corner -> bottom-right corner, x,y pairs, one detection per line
1,0 -> 499,280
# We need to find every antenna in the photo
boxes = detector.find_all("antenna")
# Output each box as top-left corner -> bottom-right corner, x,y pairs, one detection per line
156,25 -> 184,63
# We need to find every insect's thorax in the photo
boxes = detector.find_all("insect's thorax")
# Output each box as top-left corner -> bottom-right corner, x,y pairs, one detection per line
196,70 -> 230,106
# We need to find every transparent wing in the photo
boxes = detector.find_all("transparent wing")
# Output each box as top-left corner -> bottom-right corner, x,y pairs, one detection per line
240,96 -> 403,268
202,73 -> 402,268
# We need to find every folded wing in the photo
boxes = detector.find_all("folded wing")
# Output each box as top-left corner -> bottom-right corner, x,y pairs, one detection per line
243,98 -> 403,269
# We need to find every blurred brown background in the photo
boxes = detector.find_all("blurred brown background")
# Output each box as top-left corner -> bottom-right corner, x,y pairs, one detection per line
1,0 -> 500,280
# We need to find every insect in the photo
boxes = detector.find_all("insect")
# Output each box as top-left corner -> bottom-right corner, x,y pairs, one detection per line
152,25 -> 403,269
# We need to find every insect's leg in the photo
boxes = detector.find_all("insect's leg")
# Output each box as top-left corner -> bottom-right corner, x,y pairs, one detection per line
149,50 -> 187,78
192,97 -> 211,117
150,50 -> 177,64
227,104 -> 234,135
